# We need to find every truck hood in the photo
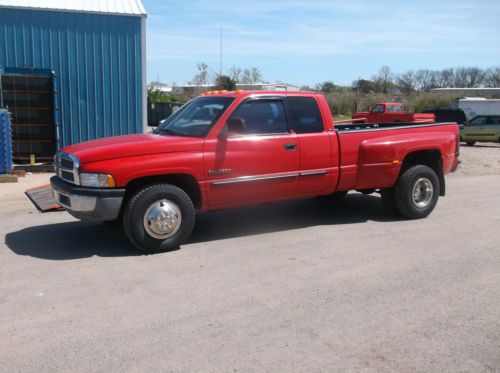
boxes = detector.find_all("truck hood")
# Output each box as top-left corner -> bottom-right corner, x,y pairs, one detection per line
61,134 -> 204,164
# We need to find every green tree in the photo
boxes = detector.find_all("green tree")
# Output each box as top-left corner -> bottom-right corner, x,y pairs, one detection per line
147,88 -> 187,103
318,81 -> 336,93
214,75 -> 237,91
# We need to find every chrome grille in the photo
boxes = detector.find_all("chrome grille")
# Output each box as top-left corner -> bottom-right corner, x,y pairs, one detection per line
54,151 -> 80,185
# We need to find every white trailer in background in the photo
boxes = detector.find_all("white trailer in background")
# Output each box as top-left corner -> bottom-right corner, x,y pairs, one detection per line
458,98 -> 500,119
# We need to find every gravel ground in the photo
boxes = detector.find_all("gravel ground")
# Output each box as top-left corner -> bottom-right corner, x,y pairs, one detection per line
0,146 -> 499,372
454,142 -> 500,176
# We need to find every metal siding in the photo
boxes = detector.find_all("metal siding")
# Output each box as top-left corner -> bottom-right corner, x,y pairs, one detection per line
0,7 -> 143,148
0,0 -> 146,16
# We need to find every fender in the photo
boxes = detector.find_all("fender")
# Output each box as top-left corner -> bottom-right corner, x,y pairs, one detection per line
354,132 -> 455,190
80,152 -> 205,187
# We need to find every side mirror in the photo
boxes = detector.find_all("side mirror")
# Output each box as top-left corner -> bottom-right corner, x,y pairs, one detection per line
226,117 -> 246,134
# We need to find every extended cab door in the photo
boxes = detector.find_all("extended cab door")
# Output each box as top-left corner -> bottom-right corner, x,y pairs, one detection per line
286,96 -> 337,196
482,116 -> 500,141
369,104 -> 386,122
204,97 -> 299,208
462,116 -> 488,141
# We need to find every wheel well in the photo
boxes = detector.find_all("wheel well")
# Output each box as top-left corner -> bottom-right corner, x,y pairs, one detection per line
400,149 -> 445,196
124,174 -> 202,209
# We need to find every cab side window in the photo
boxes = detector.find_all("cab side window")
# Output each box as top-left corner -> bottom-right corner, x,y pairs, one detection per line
229,100 -> 288,134
372,105 -> 384,112
288,97 -> 324,133
470,116 -> 487,125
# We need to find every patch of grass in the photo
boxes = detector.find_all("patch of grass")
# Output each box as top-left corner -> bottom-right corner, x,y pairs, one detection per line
333,114 -> 351,122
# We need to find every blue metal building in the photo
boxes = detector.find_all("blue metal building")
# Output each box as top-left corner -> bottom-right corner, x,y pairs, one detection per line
0,0 -> 147,163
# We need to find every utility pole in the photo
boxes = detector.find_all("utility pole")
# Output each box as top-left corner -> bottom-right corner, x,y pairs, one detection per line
219,25 -> 223,77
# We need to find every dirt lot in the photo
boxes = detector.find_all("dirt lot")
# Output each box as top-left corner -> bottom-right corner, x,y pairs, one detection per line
454,142 -> 500,176
0,145 -> 499,372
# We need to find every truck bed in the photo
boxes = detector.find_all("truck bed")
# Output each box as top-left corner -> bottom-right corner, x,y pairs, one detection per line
335,121 -> 456,133
333,121 -> 459,192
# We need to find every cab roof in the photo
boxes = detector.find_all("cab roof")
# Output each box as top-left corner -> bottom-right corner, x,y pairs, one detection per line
197,90 -> 322,98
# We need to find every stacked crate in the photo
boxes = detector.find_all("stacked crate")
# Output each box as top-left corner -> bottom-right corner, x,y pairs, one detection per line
0,109 -> 16,181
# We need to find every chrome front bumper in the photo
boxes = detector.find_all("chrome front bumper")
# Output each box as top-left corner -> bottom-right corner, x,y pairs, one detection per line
53,190 -> 97,212
51,176 -> 125,222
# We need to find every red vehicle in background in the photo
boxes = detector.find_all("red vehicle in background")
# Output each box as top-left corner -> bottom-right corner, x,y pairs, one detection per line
352,103 -> 435,123
51,91 -> 459,253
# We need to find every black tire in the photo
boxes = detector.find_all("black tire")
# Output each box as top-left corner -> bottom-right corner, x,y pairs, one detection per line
123,184 -> 195,254
380,188 -> 396,213
394,165 -> 440,219
466,141 -> 476,146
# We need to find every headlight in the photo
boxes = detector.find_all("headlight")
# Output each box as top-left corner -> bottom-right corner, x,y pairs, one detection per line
80,173 -> 116,188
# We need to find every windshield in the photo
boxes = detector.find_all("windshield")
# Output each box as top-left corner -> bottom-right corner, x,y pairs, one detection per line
155,97 -> 235,137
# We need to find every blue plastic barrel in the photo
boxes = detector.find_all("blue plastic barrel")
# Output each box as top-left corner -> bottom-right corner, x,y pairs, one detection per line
0,109 -> 13,175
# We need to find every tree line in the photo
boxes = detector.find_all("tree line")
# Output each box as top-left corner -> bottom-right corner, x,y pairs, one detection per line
312,66 -> 500,96
191,63 -> 263,90
150,64 -> 500,116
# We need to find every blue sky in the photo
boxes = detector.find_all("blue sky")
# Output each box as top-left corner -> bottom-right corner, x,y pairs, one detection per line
143,0 -> 500,87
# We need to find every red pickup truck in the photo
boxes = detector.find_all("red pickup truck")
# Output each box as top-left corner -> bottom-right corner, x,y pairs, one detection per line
352,103 -> 436,123
51,91 -> 459,253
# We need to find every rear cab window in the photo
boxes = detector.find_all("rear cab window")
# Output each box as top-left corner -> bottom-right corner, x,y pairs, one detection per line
490,116 -> 500,125
287,97 -> 324,133
387,105 -> 402,112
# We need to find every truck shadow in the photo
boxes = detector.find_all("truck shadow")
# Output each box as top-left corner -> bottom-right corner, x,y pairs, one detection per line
5,222 -> 140,260
5,194 -> 403,260
462,143 -> 500,149
189,193 -> 402,244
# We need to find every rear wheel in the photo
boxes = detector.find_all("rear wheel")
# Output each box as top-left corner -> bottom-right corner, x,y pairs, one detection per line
394,165 -> 440,219
466,141 -> 476,146
123,184 -> 195,254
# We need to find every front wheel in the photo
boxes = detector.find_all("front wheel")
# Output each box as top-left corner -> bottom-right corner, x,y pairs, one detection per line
466,141 -> 476,146
123,184 -> 195,254
394,165 -> 440,219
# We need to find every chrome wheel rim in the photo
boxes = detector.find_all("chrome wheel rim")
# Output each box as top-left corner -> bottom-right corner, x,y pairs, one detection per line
412,177 -> 433,208
143,199 -> 182,239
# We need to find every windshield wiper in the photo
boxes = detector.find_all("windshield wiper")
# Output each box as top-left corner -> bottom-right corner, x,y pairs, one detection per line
158,128 -> 180,136
158,128 -> 204,138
